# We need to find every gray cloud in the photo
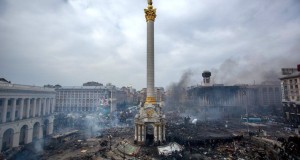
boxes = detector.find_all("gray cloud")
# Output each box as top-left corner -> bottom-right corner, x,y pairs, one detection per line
0,0 -> 299,89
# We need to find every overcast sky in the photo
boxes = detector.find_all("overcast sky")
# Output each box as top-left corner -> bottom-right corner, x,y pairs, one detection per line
0,0 -> 299,89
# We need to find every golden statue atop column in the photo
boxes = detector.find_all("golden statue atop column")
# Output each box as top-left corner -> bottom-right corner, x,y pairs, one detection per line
144,0 -> 157,22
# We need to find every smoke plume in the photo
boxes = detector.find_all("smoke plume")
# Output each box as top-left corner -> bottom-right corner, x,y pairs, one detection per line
212,53 -> 300,85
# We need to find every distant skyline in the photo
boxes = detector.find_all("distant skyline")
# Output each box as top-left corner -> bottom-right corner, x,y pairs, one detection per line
1,0 -> 300,89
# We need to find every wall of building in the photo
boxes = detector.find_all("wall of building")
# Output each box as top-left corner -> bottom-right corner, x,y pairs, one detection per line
281,76 -> 300,101
55,86 -> 110,112
186,82 -> 282,116
0,82 -> 55,152
280,70 -> 300,126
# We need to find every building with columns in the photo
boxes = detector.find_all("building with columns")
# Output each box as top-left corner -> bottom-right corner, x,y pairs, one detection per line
134,0 -> 166,145
0,79 -> 55,152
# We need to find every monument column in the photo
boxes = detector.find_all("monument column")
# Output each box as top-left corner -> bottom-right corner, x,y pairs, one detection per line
145,0 -> 157,104
134,0 -> 166,145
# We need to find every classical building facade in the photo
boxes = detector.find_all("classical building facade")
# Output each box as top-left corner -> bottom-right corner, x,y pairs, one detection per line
0,80 -> 55,151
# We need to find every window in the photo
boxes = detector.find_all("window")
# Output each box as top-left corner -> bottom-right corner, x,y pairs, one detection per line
16,99 -> 21,105
8,100 -> 12,106
263,88 -> 267,92
6,112 -> 10,120
269,88 -> 273,92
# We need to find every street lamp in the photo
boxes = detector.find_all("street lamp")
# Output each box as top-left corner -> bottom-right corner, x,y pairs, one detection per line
241,88 -> 249,134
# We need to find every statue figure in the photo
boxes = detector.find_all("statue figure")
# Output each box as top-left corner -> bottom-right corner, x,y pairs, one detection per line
148,0 -> 152,5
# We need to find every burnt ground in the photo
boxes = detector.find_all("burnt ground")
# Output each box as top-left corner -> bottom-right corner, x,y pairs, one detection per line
3,114 -> 300,160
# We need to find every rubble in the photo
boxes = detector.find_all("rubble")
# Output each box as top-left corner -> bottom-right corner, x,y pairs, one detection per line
157,142 -> 183,156
5,112 -> 300,160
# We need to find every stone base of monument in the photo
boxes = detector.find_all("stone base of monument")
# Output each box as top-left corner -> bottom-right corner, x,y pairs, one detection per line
134,102 -> 166,145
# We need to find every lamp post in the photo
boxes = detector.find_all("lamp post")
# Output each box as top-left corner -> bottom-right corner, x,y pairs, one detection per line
242,88 -> 249,134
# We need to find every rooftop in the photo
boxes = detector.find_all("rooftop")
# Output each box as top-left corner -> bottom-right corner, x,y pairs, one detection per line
280,72 -> 300,80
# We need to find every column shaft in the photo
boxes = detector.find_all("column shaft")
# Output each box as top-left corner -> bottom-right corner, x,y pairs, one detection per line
163,125 -> 166,141
2,98 -> 8,123
138,125 -> 142,142
26,99 -> 30,118
38,99 -> 41,116
142,125 -> 145,142
158,125 -> 162,141
154,125 -> 157,142
49,99 -> 51,113
48,122 -> 54,135
45,99 -> 48,115
47,98 -> 51,115
32,99 -> 36,117
134,125 -> 138,141
147,21 -> 155,97
11,99 -> 16,121
19,99 -> 24,120
51,98 -> 55,113
42,98 -> 46,116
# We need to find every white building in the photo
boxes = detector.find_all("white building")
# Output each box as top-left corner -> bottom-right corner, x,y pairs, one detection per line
55,86 -> 113,112
280,66 -> 300,126
0,79 -> 56,152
